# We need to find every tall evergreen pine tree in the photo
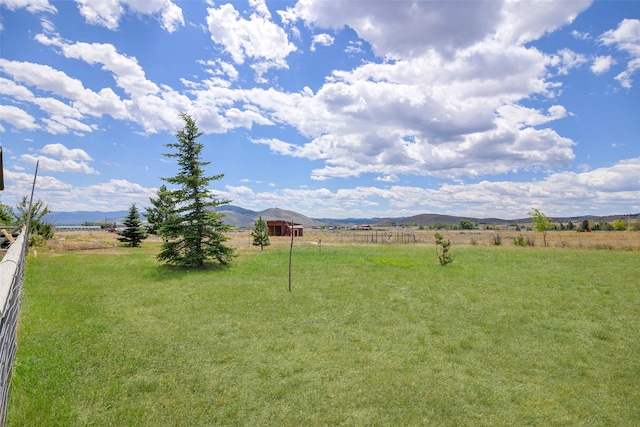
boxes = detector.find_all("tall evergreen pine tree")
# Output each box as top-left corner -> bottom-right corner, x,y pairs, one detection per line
158,113 -> 234,267
118,203 -> 147,247
145,184 -> 176,236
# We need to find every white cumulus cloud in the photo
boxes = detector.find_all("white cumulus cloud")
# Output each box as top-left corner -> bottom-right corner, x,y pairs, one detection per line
591,55 -> 614,75
20,143 -> 98,174
0,0 -> 56,13
310,33 -> 334,51
206,1 -> 297,81
74,0 -> 184,32
599,18 -> 640,88
0,105 -> 39,130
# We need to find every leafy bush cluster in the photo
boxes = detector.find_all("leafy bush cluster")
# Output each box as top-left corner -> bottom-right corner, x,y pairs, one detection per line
434,232 -> 453,266
0,195 -> 53,247
513,234 -> 535,247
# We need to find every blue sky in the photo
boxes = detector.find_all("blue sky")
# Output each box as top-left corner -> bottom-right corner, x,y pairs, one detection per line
1,0 -> 639,219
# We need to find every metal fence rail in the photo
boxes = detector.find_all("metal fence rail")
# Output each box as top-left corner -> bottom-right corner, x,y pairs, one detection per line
341,231 -> 418,244
0,227 -> 26,426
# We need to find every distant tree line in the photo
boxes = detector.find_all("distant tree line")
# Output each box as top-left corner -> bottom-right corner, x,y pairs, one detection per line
412,217 -> 640,232
82,221 -> 118,228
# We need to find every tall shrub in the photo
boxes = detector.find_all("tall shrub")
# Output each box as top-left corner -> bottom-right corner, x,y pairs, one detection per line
529,208 -> 552,247
435,232 -> 453,266
11,196 -> 53,246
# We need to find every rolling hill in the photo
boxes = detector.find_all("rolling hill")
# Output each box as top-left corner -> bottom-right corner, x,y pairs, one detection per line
216,207 -> 327,228
43,206 -> 639,229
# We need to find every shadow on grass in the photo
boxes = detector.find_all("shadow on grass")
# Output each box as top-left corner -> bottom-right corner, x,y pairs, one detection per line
147,261 -> 231,282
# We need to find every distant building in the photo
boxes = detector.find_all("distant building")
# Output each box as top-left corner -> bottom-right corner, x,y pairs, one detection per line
266,220 -> 303,237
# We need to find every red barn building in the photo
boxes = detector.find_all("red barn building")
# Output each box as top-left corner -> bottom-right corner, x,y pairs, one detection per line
266,220 -> 303,237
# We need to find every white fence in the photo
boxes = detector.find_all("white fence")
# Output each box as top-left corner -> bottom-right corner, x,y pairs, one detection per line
0,227 -> 26,425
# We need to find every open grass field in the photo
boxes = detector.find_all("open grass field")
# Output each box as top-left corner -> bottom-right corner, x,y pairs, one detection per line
7,230 -> 640,426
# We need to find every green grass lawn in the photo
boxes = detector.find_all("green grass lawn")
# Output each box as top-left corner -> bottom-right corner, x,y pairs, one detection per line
8,243 -> 640,426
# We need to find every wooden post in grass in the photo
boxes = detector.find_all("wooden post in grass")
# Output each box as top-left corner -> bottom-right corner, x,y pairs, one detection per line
288,219 -> 294,293
0,146 -> 4,191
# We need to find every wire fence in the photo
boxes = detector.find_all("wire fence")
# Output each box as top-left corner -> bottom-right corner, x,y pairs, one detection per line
0,227 -> 26,425
339,230 -> 418,244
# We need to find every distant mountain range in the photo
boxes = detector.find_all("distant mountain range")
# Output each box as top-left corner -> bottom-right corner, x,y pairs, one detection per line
217,206 -> 328,228
44,206 -> 639,228
43,206 -> 328,228
44,210 -> 131,226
